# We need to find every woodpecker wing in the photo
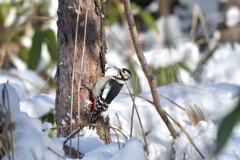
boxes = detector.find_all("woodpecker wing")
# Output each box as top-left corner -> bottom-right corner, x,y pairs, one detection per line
89,69 -> 131,123
92,76 -> 113,97
101,79 -> 123,104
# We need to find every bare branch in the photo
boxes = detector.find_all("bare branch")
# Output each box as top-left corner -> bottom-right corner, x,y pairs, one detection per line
122,0 -> 177,138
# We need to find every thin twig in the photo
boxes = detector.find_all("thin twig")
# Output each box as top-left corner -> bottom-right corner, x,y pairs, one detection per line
130,77 -> 137,138
78,1 -> 89,123
115,113 -> 122,130
130,94 -> 135,138
64,126 -> 85,146
63,145 -> 84,159
77,2 -> 88,157
51,123 -> 88,130
69,0 -> 82,155
112,128 -> 121,150
47,147 -> 65,160
60,123 -> 128,146
158,94 -> 185,111
110,126 -> 128,140
191,4 -> 198,40
121,92 -> 186,112
123,0 -> 177,138
195,4 -> 210,43
126,85 -> 149,155
70,0 -> 82,156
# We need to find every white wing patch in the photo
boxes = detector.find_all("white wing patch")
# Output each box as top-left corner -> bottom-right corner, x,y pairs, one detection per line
102,83 -> 111,99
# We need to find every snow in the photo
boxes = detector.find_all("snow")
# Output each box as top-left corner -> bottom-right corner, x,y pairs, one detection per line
61,129 -> 104,155
226,6 -> 240,27
140,15 -> 183,49
20,94 -> 55,118
82,139 -> 146,160
0,84 -> 64,160
0,69 -> 46,98
143,41 -> 199,68
180,0 -> 219,15
8,80 -> 239,160
174,121 -> 217,160
107,83 -> 240,160
201,43 -> 240,85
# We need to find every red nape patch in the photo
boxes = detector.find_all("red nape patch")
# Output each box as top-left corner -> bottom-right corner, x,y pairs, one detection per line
91,96 -> 97,111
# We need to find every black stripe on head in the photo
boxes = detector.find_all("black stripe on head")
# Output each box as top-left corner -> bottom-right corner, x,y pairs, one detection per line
119,68 -> 131,80
119,70 -> 125,79
122,68 -> 131,77
113,75 -> 125,81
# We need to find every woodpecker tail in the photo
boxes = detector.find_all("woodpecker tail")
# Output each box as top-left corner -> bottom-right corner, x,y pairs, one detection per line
88,97 -> 109,123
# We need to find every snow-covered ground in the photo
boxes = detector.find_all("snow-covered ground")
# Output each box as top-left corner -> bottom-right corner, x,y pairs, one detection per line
0,84 -> 64,160
1,81 -> 240,160
1,80 -> 240,159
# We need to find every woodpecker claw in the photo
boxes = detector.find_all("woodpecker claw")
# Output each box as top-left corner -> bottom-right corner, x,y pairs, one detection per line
84,99 -> 92,106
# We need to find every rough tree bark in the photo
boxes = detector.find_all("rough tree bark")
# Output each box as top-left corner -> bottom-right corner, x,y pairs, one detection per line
56,0 -> 106,137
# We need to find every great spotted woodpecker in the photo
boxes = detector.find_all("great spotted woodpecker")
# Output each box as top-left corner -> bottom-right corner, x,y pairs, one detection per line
88,67 -> 132,123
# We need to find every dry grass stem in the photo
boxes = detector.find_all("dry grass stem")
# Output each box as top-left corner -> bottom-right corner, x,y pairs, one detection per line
70,0 -> 82,155
112,129 -> 121,150
77,1 -> 89,122
186,105 -> 206,126
76,2 -> 88,157
126,85 -> 149,155
115,113 -> 123,130
129,79 -> 137,138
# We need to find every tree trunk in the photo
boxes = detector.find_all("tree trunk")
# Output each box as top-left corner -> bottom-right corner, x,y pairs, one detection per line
56,0 -> 106,137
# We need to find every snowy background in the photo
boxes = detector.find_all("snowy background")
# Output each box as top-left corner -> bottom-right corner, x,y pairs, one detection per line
0,0 -> 240,159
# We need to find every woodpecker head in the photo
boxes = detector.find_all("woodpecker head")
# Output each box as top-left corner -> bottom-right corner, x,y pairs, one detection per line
114,66 -> 132,81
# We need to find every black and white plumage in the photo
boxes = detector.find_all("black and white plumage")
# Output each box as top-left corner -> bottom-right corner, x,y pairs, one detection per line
89,68 -> 132,122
